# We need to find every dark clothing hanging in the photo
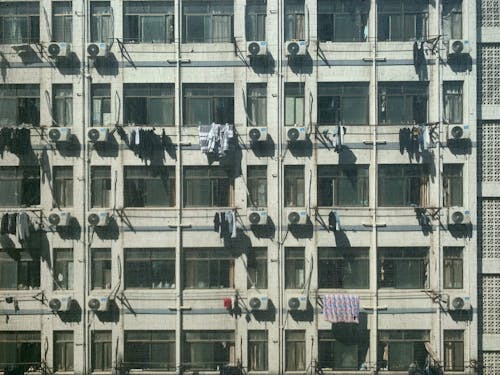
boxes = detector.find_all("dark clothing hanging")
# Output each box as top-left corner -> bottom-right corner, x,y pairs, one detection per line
214,212 -> 220,232
0,128 -> 12,157
0,213 -> 9,235
220,212 -> 228,238
7,213 -> 17,235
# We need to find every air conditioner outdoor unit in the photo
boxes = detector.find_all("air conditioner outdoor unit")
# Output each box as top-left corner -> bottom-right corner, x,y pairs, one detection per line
448,207 -> 471,226
448,294 -> 471,311
49,296 -> 72,312
87,42 -> 109,58
248,127 -> 268,143
287,209 -> 307,225
248,210 -> 268,226
287,126 -> 307,142
88,127 -> 109,142
88,296 -> 110,312
247,41 -> 268,57
48,127 -> 71,142
286,40 -> 307,56
248,294 -> 269,311
447,125 -> 470,141
288,295 -> 308,311
448,39 -> 471,56
88,211 -> 110,226
48,211 -> 71,226
47,42 -> 71,58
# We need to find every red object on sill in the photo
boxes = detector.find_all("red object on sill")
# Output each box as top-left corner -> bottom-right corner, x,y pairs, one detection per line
223,297 -> 232,309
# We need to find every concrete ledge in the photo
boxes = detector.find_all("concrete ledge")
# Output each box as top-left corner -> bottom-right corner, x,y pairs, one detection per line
482,259 -> 500,274
481,182 -> 500,197
482,334 -> 500,351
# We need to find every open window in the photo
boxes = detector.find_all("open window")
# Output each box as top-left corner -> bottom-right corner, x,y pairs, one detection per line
378,247 -> 429,289
0,2 -> 39,44
123,1 -> 174,43
378,164 -> 429,207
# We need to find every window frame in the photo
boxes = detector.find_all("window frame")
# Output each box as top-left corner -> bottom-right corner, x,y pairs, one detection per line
247,247 -> 267,289
124,166 -> 175,208
318,247 -> 369,289
53,331 -> 74,372
0,84 -> 40,127
245,0 -> 266,41
378,82 -> 428,125
443,81 -> 463,125
284,0 -> 304,41
378,247 -> 429,289
184,248 -> 235,289
91,166 -> 111,208
317,82 -> 369,125
91,248 -> 112,290
53,84 -> 73,127
52,1 -> 72,43
91,84 -> 112,126
246,83 -> 267,127
284,165 -> 304,207
53,248 -> 74,291
123,1 -> 174,44
125,331 -> 175,370
444,330 -> 464,371
377,0 -> 429,42
183,84 -> 234,126
0,250 -> 40,290
378,330 -> 430,371
285,330 -> 305,371
92,331 -> 112,371
182,1 -> 234,43
443,247 -> 463,289
0,2 -> 40,45
443,164 -> 463,207
124,84 -> 175,126
183,331 -> 235,371
378,164 -> 429,207
284,83 -> 304,127
317,165 -> 369,207
90,1 -> 112,43
247,165 -> 267,208
0,331 -> 41,372
285,247 -> 304,289
53,166 -> 73,208
317,0 -> 369,42
124,248 -> 175,289
0,166 -> 40,207
248,330 -> 268,371
183,166 -> 233,208
442,0 -> 462,40
318,328 -> 369,371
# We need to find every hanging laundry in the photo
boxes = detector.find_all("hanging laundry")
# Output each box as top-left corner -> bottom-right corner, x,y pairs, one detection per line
328,211 -> 341,231
220,212 -> 227,238
198,123 -> 235,157
0,213 -> 8,235
322,294 -> 360,324
223,297 -> 232,310
214,212 -> 220,232
17,212 -> 31,243
225,210 -> 237,238
8,213 -> 17,235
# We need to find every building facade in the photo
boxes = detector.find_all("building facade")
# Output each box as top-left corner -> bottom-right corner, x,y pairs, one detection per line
0,0 -> 495,374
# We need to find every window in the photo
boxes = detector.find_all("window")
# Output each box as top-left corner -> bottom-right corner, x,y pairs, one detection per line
92,331 -> 112,371
90,2 -> 112,43
91,166 -> 111,208
53,85 -> 73,126
319,328 -> 369,370
378,248 -> 428,289
125,248 -> 175,289
285,247 -> 304,289
183,84 -> 234,126
284,0 -> 304,40
125,331 -> 175,370
185,248 -> 234,289
52,2 -> 72,42
318,83 -> 369,125
0,250 -> 39,290
443,247 -> 463,289
184,331 -> 235,371
379,83 -> 428,125
284,83 -> 304,126
247,165 -> 267,208
183,1 -> 233,43
0,84 -> 40,126
378,330 -> 429,371
284,165 -> 304,207
377,0 -> 428,41
318,0 -> 369,42
0,332 -> 41,372
444,330 -> 464,371
54,332 -> 74,372
124,166 -> 175,207
53,166 -> 73,208
285,331 -> 305,371
53,248 -> 73,290
246,83 -> 267,127
318,247 -> 369,289
91,248 -> 111,290
124,84 -> 174,126
248,331 -> 268,371
443,164 -> 463,207
0,2 -> 39,44
0,167 -> 40,207
246,0 -> 266,41
91,84 -> 111,126
317,165 -> 369,207
124,1 -> 174,43
183,167 -> 232,207
444,82 -> 463,124
378,164 -> 429,207
442,0 -> 462,39
247,248 -> 267,289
